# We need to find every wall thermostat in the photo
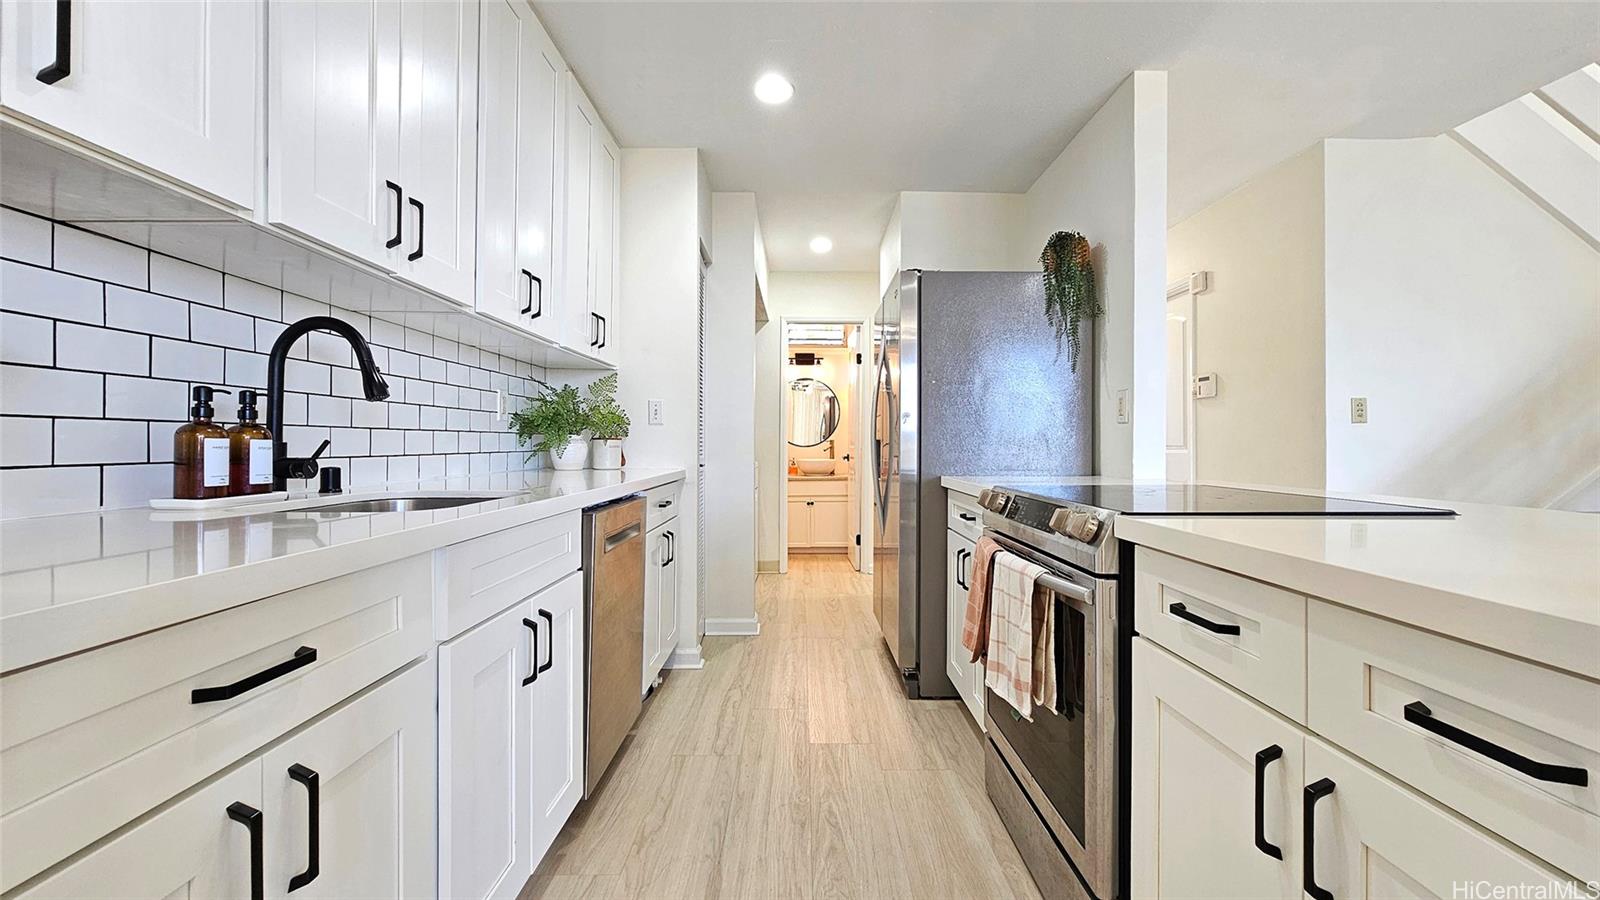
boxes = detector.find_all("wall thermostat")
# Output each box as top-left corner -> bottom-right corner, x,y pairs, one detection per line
1192,373 -> 1218,399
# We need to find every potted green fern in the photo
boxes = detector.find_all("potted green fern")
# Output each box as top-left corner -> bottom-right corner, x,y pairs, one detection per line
510,383 -> 590,470
585,374 -> 630,470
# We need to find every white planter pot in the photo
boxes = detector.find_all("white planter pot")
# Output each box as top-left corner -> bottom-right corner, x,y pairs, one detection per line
548,435 -> 589,470
591,439 -> 623,470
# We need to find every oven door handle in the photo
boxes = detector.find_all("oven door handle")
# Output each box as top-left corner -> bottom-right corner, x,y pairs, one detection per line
1035,571 -> 1093,610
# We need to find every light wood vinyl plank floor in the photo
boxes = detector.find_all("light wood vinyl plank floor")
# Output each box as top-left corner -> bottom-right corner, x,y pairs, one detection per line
522,555 -> 1042,900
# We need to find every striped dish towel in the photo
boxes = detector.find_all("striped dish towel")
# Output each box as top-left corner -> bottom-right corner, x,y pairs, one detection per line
984,551 -> 1047,720
961,536 -> 1003,663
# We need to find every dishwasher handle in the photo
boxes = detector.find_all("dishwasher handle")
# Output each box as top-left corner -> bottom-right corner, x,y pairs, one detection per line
603,522 -> 642,552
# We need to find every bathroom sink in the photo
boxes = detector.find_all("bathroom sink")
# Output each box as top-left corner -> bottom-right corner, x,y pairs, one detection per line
796,459 -> 836,476
308,495 -> 508,514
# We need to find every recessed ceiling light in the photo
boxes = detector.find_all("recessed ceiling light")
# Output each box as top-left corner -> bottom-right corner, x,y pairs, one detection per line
753,72 -> 794,105
809,235 -> 833,254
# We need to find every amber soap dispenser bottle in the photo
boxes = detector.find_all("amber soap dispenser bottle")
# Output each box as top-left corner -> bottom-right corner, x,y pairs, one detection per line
173,386 -> 232,500
227,389 -> 274,496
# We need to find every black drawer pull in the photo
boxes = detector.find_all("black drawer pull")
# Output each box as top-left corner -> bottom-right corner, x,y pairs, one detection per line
36,0 -> 71,84
590,312 -> 602,347
656,499 -> 673,508
1168,602 -> 1241,636
286,764 -> 320,892
407,197 -> 425,261
538,609 -> 554,674
1303,778 -> 1335,900
958,513 -> 977,522
522,617 -> 539,686
227,801 -> 265,900
665,530 -> 675,566
1404,701 -> 1588,786
385,181 -> 403,248
1254,745 -> 1284,859
192,646 -> 317,703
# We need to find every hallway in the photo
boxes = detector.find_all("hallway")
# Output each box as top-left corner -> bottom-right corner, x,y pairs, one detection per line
523,556 -> 1043,900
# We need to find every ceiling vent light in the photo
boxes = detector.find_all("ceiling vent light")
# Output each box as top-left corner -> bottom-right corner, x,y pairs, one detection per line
809,235 -> 833,254
754,72 -> 794,105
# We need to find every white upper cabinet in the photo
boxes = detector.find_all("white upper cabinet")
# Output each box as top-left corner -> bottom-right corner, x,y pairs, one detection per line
476,0 -> 564,341
0,0 -> 259,209
270,0 -> 477,306
269,0 -> 403,271
590,126 -> 620,364
393,0 -> 478,305
560,74 -> 597,355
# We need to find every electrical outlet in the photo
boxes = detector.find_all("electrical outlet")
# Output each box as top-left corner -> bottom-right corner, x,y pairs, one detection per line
1115,389 -> 1130,425
648,399 -> 664,426
495,388 -> 507,420
1350,397 -> 1368,424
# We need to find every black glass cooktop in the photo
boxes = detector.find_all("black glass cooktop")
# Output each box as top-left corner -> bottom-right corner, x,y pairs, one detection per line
1001,483 -> 1455,517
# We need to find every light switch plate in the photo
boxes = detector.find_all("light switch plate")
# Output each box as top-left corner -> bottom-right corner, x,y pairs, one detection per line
648,399 -> 664,425
1115,389 -> 1130,424
1350,397 -> 1368,424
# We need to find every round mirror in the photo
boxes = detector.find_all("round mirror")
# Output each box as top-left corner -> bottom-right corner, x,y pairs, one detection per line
787,378 -> 841,447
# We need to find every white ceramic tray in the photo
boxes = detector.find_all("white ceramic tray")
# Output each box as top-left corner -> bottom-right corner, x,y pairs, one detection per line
149,491 -> 290,511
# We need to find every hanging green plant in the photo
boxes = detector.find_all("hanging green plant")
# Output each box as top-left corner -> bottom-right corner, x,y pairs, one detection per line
1040,230 -> 1100,371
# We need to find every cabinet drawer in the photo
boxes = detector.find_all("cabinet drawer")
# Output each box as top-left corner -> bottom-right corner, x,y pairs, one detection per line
1135,548 -> 1307,721
1307,600 -> 1600,880
948,492 -> 984,542
0,555 -> 431,892
645,481 -> 682,532
438,512 -> 581,639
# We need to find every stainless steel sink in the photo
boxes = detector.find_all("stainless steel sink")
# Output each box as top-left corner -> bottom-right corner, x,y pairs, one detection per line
308,495 -> 508,515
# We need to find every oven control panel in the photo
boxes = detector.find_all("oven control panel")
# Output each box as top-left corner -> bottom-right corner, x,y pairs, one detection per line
979,489 -> 1104,544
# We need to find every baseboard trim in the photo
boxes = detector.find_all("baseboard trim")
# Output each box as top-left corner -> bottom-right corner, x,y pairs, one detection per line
665,644 -> 704,669
756,559 -> 781,573
703,616 -> 761,636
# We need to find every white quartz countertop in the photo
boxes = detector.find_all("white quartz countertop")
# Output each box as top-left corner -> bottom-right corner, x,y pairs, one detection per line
0,467 -> 685,672
940,475 -> 1600,679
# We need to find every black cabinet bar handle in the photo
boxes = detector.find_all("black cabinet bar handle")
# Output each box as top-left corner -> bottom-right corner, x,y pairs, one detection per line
598,315 -> 607,349
227,801 -> 265,900
407,197 -> 424,261
522,270 -> 543,318
385,181 -> 403,248
192,646 -> 317,703
1254,745 -> 1284,860
537,609 -> 554,674
668,531 -> 676,565
36,0 -> 71,84
656,499 -> 673,508
1168,602 -> 1241,636
660,533 -> 671,568
958,513 -> 977,522
1404,701 -> 1587,786
1303,778 -> 1336,900
286,765 -> 320,892
521,617 -> 539,686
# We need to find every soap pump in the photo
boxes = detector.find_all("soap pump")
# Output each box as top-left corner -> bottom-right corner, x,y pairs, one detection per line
227,389 -> 274,496
173,386 -> 232,500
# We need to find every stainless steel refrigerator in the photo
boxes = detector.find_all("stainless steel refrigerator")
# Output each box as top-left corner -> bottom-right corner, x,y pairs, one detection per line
871,270 -> 1094,698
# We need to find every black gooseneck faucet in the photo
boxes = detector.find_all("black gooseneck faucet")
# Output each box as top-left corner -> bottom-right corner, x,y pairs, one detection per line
266,316 -> 390,490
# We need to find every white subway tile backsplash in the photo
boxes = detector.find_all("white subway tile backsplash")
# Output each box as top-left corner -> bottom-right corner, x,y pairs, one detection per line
419,455 -> 446,479
330,427 -> 369,456
330,366 -> 365,398
1,208 -> 53,266
307,332 -> 353,367
53,226 -> 147,289
307,395 -> 352,426
419,356 -> 447,383
404,430 -> 432,455
102,463 -> 170,509
459,432 -> 481,453
371,429 -> 404,455
405,378 -> 434,405
1,311 -> 53,364
190,305 -> 255,348
388,403 -> 420,429
420,406 -> 448,430
446,454 -> 469,477
0,466 -> 100,518
1,417 -> 52,466
447,407 -> 472,431
284,358 -> 330,394
107,375 -> 187,420
253,317 -> 287,353
350,456 -> 387,487
434,431 -> 459,454
387,455 -> 418,482
2,261 -> 103,324
369,317 -> 405,347
223,275 -> 282,320
281,425 -> 331,458
148,421 -> 182,462
404,328 -> 431,354
55,322 -> 149,376
1,365 -> 102,416
224,349 -> 268,388
278,391 -> 308,426
151,338 -> 223,382
281,292 -> 328,323
150,254 -> 223,306
352,400 -> 387,428
386,349 -> 420,378
55,418 -> 147,465
106,286 -> 188,339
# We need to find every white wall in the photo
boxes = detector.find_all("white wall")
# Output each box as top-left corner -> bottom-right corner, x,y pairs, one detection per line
1167,144 -> 1327,489
702,192 -> 761,630
1324,136 -> 1600,507
1018,71 -> 1169,478
899,191 -> 1024,271
754,271 -> 879,568
878,199 -> 901,298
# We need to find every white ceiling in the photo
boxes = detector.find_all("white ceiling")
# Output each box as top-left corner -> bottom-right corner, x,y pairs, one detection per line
534,2 -> 1600,272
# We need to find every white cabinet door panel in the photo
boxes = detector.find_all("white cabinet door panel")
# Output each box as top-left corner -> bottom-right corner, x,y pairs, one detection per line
560,74 -> 596,354
811,497 -> 849,547
946,529 -> 980,724
589,126 -> 619,362
643,523 -> 665,691
1,0 -> 258,208
528,571 -> 584,865
659,529 -> 680,669
269,0 -> 403,270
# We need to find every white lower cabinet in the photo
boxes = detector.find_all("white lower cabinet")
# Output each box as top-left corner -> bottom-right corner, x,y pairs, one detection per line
439,570 -> 583,900
643,521 -> 680,691
1131,638 -> 1301,898
261,660 -> 436,899
945,528 -> 982,725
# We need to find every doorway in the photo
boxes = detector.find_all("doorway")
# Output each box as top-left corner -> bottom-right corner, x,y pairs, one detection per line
1165,273 -> 1205,482
777,317 -> 873,573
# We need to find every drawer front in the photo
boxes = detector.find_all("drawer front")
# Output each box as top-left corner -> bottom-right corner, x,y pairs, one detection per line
1134,548 -> 1307,721
1307,599 -> 1600,880
0,555 -> 431,892
439,511 -> 581,639
948,492 -> 983,542
645,481 -> 682,532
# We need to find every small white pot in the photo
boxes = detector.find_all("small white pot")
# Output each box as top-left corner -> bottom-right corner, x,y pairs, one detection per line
548,435 -> 590,470
591,438 -> 624,470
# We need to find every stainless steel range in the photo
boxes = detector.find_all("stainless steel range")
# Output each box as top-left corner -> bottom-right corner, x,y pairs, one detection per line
976,482 -> 1453,900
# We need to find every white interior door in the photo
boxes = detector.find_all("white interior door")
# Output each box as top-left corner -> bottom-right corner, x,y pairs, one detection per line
1165,281 -> 1197,482
262,661 -> 435,899
1,0 -> 259,208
